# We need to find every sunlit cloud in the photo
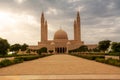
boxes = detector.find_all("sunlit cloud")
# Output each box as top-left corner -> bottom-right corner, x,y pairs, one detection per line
75,6 -> 85,12
0,0 -> 120,45
0,11 -> 39,45
46,7 -> 58,15
14,0 -> 26,4
0,11 -> 38,27
68,0 -> 80,3
0,12 -> 17,28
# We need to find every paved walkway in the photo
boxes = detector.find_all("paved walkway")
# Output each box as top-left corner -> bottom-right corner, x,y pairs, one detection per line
0,54 -> 120,75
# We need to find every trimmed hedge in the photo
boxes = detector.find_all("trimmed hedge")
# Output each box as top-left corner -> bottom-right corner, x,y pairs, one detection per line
69,53 -> 120,67
80,55 -> 104,60
70,53 -> 105,60
95,58 -> 105,63
0,54 -> 36,58
15,56 -> 39,61
0,54 -> 52,68
96,58 -> 120,67
13,58 -> 24,64
0,59 -> 13,67
108,53 -> 120,56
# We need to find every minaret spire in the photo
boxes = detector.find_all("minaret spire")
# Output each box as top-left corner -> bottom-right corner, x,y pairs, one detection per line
41,12 -> 48,42
41,12 -> 44,24
74,11 -> 81,41
77,11 -> 80,17
77,11 -> 80,28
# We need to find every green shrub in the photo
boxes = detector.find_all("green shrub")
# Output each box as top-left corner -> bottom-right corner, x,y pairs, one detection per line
0,54 -> 53,68
105,58 -> 120,67
96,58 -> 120,67
70,54 -> 105,60
70,53 -> 120,67
24,56 -> 39,61
13,58 -> 23,64
92,56 -> 105,60
108,53 -> 120,56
0,54 -> 37,58
14,54 -> 52,62
15,56 -> 39,61
0,59 -> 13,67
95,58 -> 105,63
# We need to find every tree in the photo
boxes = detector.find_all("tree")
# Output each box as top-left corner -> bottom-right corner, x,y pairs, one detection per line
40,47 -> 47,53
92,48 -> 100,52
78,45 -> 88,52
98,40 -> 111,53
0,38 -> 10,56
10,44 -> 21,53
37,47 -> 47,55
111,42 -> 120,52
21,43 -> 28,51
69,45 -> 88,53
111,42 -> 120,60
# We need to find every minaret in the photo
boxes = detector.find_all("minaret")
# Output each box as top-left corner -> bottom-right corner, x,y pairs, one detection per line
76,11 -> 81,41
74,11 -> 81,41
41,12 -> 48,42
74,20 -> 77,40
44,20 -> 48,41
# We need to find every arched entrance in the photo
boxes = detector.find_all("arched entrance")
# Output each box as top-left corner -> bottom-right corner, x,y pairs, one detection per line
55,47 -> 67,53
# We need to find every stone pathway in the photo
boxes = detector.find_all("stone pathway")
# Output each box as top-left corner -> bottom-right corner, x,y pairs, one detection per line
0,54 -> 120,79
0,54 -> 120,75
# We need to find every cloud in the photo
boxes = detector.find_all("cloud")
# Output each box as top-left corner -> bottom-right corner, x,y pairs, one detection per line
46,7 -> 58,15
0,0 -> 120,45
14,0 -> 27,4
0,10 -> 39,45
68,0 -> 80,3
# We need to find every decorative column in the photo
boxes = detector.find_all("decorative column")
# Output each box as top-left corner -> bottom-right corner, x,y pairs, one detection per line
50,42 -> 55,54
67,42 -> 71,53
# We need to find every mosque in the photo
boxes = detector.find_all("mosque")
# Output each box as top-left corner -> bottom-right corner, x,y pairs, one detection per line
28,11 -> 97,53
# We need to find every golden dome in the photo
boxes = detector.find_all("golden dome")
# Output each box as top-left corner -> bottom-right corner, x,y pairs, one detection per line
54,29 -> 68,40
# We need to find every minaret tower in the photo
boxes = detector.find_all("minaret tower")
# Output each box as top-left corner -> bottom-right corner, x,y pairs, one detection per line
74,11 -> 81,41
41,12 -> 48,42
44,20 -> 48,41
74,20 -> 77,40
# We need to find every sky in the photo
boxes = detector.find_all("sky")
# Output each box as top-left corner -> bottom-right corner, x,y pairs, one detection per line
0,0 -> 120,45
